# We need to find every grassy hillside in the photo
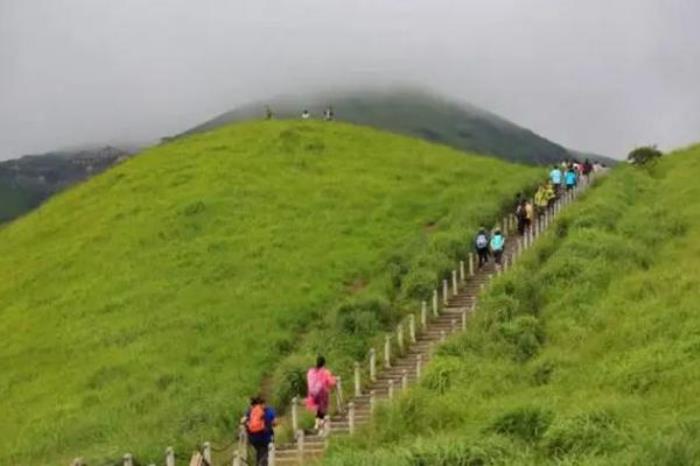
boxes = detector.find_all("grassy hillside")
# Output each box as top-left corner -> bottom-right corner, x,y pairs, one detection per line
325,145 -> 700,465
0,121 -> 542,465
182,89 -> 615,166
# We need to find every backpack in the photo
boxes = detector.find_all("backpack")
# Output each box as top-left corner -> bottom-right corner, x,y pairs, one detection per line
476,234 -> 488,249
491,235 -> 504,252
308,369 -> 325,396
247,404 -> 267,434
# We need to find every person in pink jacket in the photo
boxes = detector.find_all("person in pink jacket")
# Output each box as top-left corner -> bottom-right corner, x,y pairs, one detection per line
306,355 -> 336,431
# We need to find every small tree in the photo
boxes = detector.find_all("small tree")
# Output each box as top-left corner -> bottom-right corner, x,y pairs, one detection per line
628,145 -> 662,165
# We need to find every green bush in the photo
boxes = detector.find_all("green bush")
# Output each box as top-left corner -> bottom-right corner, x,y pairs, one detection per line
270,354 -> 309,410
543,411 -> 619,458
499,315 -> 545,362
488,406 -> 553,443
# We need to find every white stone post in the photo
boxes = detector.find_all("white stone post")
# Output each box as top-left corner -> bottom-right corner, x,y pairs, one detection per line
348,402 -> 356,434
384,335 -> 391,368
459,260 -> 465,282
432,289 -> 439,316
409,313 -> 416,343
369,348 -> 377,382
416,354 -> 423,378
462,309 -> 467,331
370,390 -> 376,413
451,319 -> 457,333
354,362 -> 361,397
440,330 -> 446,342
388,379 -> 394,399
421,301 -> 428,330
268,442 -> 276,466
324,415 -> 332,444
397,323 -> 404,354
166,447 -> 175,466
468,253 -> 475,276
452,270 -> 458,296
296,430 -> 305,462
203,442 -> 212,465
291,396 -> 299,432
335,376 -> 344,413
442,279 -> 449,305
402,370 -> 408,390
480,283 -> 485,293
238,426 -> 248,463
123,454 -> 133,466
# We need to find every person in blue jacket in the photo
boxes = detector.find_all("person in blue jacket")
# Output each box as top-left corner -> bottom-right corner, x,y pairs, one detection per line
565,165 -> 578,191
244,396 -> 277,465
490,228 -> 505,265
549,164 -> 563,196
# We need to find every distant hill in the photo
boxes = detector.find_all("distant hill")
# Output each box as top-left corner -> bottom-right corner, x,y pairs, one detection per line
182,88 -> 615,165
0,146 -> 130,223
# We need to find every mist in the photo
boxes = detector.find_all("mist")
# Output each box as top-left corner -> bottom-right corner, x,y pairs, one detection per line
1,0 -> 699,160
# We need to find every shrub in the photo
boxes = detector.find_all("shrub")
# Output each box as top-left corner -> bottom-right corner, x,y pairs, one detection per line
488,406 -> 553,443
543,410 -> 619,458
335,296 -> 393,335
420,357 -> 462,394
270,354 -> 309,410
401,268 -> 437,301
499,315 -> 545,362
628,145 -> 662,165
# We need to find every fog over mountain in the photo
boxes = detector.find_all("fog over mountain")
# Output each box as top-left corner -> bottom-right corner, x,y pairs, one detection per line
1,0 -> 699,160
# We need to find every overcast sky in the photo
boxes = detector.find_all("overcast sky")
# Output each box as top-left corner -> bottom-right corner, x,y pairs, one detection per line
1,0 -> 699,160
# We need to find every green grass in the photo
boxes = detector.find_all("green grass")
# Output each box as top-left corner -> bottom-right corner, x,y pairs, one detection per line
0,120 -> 541,465
325,144 -> 700,465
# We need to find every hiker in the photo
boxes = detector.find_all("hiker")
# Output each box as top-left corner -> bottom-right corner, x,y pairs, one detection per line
306,356 -> 336,432
524,199 -> 534,232
565,165 -> 578,191
265,106 -> 273,120
516,199 -> 527,236
490,228 -> 505,265
544,182 -> 556,208
301,109 -> 311,120
549,165 -> 562,196
244,396 -> 277,466
534,183 -> 549,215
582,158 -> 593,182
474,227 -> 490,268
323,106 -> 334,121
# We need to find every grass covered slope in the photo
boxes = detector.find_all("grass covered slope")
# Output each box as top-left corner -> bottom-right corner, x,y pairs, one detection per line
0,121 -> 541,465
326,145 -> 700,465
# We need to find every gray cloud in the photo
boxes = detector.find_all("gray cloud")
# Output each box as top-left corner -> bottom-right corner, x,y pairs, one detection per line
1,0 -> 699,160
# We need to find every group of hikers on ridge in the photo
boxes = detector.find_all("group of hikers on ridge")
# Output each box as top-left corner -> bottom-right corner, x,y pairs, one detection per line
241,356 -> 337,465
265,105 -> 335,121
475,159 -> 600,268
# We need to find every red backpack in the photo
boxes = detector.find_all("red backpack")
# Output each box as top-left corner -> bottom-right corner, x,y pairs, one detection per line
247,404 -> 266,434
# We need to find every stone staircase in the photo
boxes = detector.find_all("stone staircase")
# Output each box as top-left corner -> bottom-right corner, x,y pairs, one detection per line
271,244 -> 513,465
